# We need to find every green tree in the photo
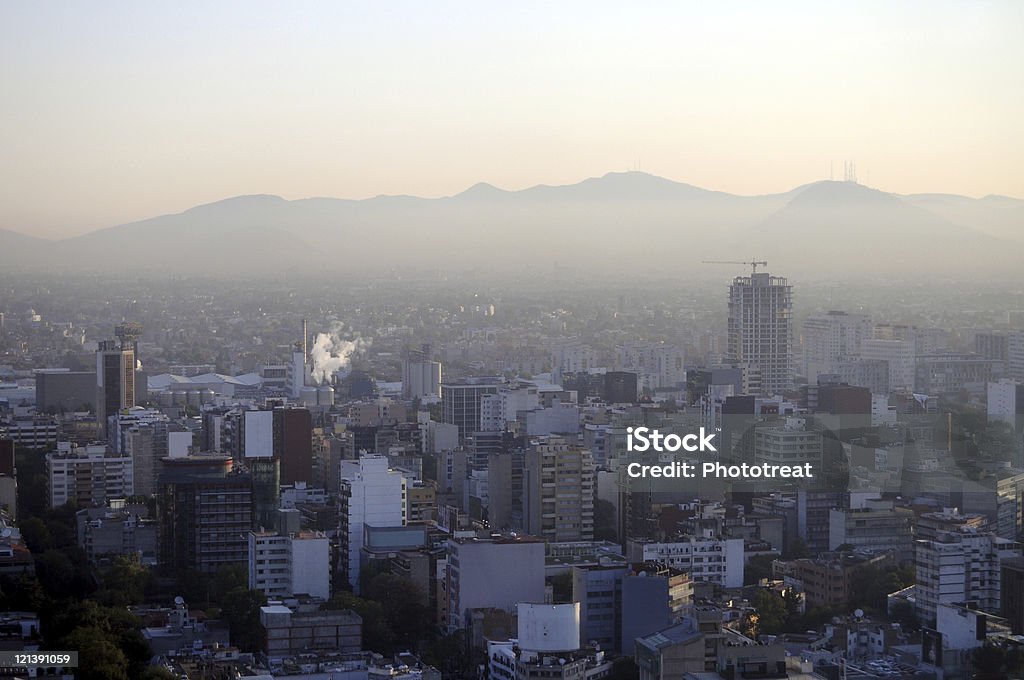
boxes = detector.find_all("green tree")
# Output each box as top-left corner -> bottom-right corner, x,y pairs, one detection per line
748,590 -> 788,636
745,554 -> 776,585
18,517 -> 51,552
96,554 -> 155,606
220,587 -> 268,653
782,589 -> 803,619
325,591 -> 392,653
972,642 -> 1007,679
117,627 -> 155,677
35,550 -> 82,600
421,631 -> 467,675
0,574 -> 44,613
850,564 -> 914,614
364,573 -> 431,648
63,626 -> 129,680
210,563 -> 247,603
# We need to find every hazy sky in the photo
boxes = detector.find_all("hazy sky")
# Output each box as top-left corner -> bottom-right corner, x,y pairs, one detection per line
2,1 -> 1022,238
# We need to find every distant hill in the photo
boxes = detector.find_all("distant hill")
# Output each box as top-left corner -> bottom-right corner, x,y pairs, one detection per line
902,192 -> 1024,242
1,173 -> 1019,278
0,228 -> 50,268
736,181 -> 1018,275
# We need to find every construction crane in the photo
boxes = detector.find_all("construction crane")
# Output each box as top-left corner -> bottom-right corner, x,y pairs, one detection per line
701,259 -> 768,274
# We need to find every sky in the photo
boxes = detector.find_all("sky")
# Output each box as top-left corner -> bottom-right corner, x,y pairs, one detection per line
2,1 -> 1022,239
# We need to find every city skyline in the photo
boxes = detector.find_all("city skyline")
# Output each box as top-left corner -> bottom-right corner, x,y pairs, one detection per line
2,1 -> 1023,237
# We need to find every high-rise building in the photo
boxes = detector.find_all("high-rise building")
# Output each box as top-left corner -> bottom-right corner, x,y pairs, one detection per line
860,339 -> 915,393
915,529 -> 1018,625
402,346 -> 442,399
445,535 -> 545,632
603,371 -> 639,404
35,370 -> 97,413
573,565 -> 629,653
157,455 -> 252,574
621,566 -> 693,655
0,438 -> 14,476
617,341 -> 686,390
339,455 -> 406,592
1000,557 -> 1024,634
754,418 -> 823,472
523,438 -> 595,542
487,450 -> 524,531
111,408 -> 172,497
976,331 -> 1011,373
1007,332 -> 1024,382
274,407 -> 313,485
96,340 -> 136,437
630,537 -> 745,588
250,457 -> 281,532
726,271 -> 793,395
441,377 -> 503,440
914,353 -> 998,395
802,311 -> 872,382
46,442 -> 134,508
828,498 -> 915,562
988,380 -> 1024,433
286,320 -> 310,399
551,341 -> 599,384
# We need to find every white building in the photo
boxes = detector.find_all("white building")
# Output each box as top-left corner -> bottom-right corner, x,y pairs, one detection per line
243,410 -> 274,458
726,271 -> 793,396
551,341 -> 600,384
617,341 -> 686,390
446,536 -> 546,631
489,602 -> 612,680
111,407 -> 173,497
802,311 -> 872,382
1010,331 -> 1024,382
248,530 -> 331,601
635,536 -> 744,588
402,358 -> 442,399
861,339 -> 915,393
340,455 -> 406,592
280,481 -> 328,508
914,529 -> 1018,625
46,441 -> 133,508
479,383 -> 542,433
753,418 -> 823,470
988,379 -> 1023,429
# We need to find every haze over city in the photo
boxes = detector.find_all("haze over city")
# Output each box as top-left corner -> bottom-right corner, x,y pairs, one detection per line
2,1 -> 1023,238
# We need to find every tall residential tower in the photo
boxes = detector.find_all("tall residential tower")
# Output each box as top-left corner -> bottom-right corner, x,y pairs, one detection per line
726,271 -> 793,395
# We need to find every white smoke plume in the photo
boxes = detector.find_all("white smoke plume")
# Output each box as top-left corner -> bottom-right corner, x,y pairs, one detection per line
309,322 -> 368,383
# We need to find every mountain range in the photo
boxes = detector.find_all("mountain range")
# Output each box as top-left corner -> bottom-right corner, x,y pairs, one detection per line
1,172 -> 1021,278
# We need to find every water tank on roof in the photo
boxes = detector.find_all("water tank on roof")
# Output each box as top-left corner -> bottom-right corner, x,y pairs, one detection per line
300,386 -> 319,407
318,385 -> 335,407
